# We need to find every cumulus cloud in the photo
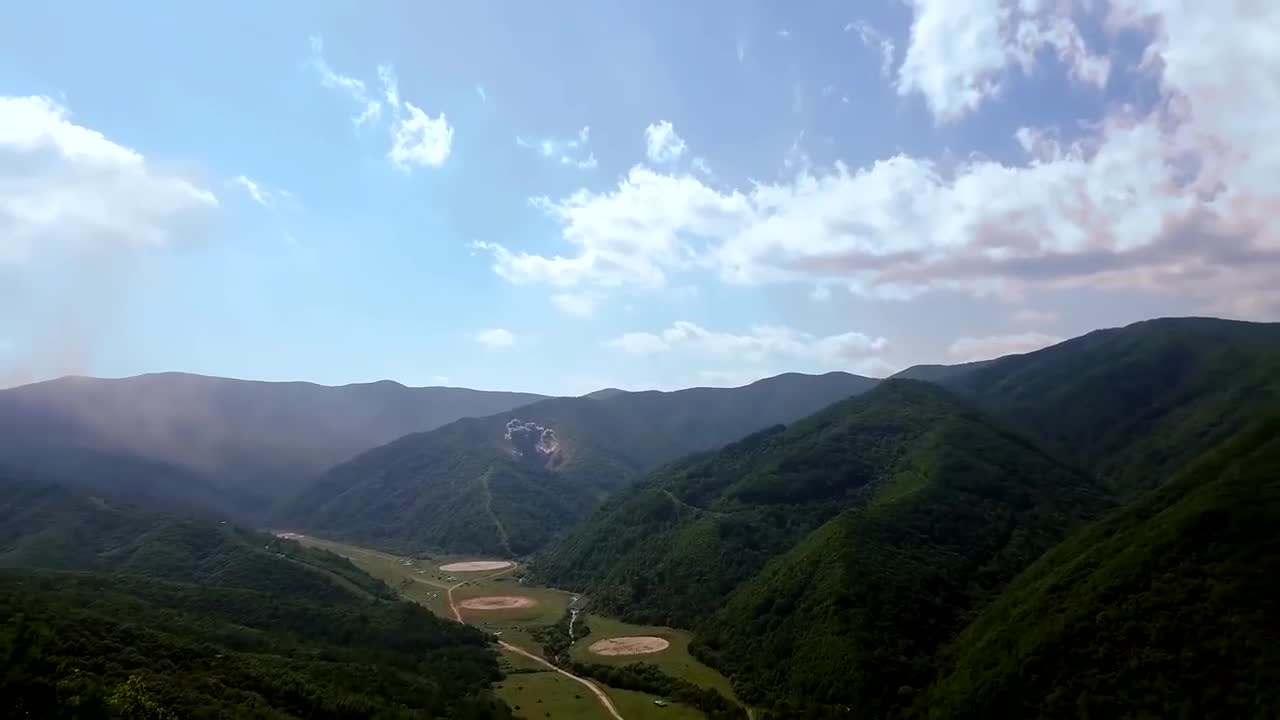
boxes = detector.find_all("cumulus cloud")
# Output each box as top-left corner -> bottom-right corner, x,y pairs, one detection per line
472,328 -> 516,349
516,126 -> 596,170
605,321 -> 888,365
895,0 -> 1110,123
474,2 -> 1280,319
948,331 -> 1063,362
644,120 -> 687,164
389,101 -> 453,170
0,95 -> 218,264
0,95 -> 218,384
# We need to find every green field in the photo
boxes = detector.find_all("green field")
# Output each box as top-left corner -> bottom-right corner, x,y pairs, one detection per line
571,614 -> 741,705
291,534 -> 726,719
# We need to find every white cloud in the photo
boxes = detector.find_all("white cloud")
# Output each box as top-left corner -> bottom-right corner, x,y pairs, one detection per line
948,331 -> 1063,362
691,156 -> 713,177
309,35 -> 382,127
605,321 -> 888,366
0,95 -> 218,264
475,85 -> 488,103
309,36 -> 453,171
233,175 -> 272,206
475,3 -> 1280,319
644,120 -> 687,164
388,101 -> 453,170
550,292 -> 597,317
847,20 -> 897,78
777,29 -> 791,38
895,0 -> 1110,123
517,126 -> 596,170
472,328 -> 516,349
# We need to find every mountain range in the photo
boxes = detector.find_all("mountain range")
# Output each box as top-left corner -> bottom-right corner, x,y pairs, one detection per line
0,372 -> 543,517
279,371 -> 877,555
2,316 -> 1278,718
534,317 -> 1280,718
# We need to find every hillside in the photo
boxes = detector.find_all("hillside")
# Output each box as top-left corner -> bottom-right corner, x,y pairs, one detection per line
922,414 -> 1280,719
0,372 -> 544,517
0,474 -> 511,719
898,317 -> 1280,494
282,371 -> 877,556
534,381 -> 1111,715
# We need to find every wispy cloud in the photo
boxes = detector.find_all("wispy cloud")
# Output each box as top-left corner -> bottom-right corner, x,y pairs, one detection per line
475,85 -> 488,103
308,36 -> 453,171
846,20 -> 896,79
233,175 -> 271,206
309,35 -> 381,127
516,126 -> 596,170
472,328 -> 516,349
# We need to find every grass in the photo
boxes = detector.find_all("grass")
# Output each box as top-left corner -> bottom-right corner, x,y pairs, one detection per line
572,614 -> 742,704
494,670 -> 610,720
608,688 -> 706,720
292,534 -> 735,719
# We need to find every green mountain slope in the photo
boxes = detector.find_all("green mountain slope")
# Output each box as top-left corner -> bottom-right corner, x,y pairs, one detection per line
535,381 -> 1110,715
922,414 -> 1280,719
900,317 -> 1280,494
0,475 -> 511,719
283,371 -> 877,556
0,372 -> 544,518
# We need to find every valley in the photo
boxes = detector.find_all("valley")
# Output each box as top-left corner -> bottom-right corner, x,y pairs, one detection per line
3,317 -> 1278,719
290,534 -> 745,720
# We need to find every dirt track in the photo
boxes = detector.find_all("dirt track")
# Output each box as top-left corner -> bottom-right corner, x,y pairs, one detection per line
444,572 -> 624,720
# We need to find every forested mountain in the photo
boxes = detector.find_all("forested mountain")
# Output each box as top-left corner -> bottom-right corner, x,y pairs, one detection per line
900,317 -> 1280,494
539,317 -> 1280,718
282,371 -> 876,557
0,372 -> 543,518
534,381 -> 1110,714
0,474 -> 512,719
922,413 -> 1280,719
284,366 -> 875,558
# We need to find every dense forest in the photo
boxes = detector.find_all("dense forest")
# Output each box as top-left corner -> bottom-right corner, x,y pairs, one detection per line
282,371 -> 875,556
536,318 -> 1280,718
0,476 -> 512,719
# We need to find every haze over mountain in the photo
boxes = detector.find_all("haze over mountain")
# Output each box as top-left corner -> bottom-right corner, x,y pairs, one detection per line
282,371 -> 878,556
0,372 -> 544,517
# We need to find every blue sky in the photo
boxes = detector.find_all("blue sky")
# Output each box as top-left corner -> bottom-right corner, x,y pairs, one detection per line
1,1 -> 1275,394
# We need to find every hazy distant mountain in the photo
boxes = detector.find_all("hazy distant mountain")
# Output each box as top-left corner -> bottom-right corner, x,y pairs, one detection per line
282,371 -> 878,556
0,372 -> 544,517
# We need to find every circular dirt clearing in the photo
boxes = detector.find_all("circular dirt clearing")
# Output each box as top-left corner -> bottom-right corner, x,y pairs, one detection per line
458,596 -> 538,610
439,560 -> 514,572
588,636 -> 671,656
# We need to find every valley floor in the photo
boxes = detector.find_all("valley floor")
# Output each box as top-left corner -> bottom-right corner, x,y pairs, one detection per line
290,535 -> 739,720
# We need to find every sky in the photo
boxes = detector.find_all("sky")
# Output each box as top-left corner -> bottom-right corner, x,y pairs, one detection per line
1,1 -> 1277,395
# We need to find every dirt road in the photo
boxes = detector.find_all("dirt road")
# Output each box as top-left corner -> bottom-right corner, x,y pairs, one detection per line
445,573 -> 624,720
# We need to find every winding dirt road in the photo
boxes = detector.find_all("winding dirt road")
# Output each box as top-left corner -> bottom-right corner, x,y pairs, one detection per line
445,572 -> 624,720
